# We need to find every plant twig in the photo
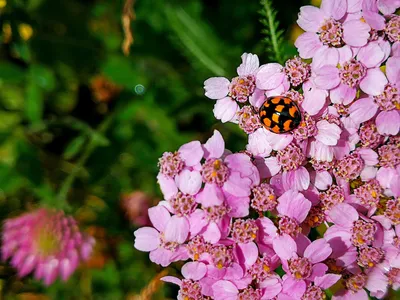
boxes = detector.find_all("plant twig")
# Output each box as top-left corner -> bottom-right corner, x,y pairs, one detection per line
122,0 -> 136,56
56,114 -> 114,211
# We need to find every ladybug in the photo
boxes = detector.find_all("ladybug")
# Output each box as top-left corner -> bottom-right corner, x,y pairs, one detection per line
259,96 -> 301,134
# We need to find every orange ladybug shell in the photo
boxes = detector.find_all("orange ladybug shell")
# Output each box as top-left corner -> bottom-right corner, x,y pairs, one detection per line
259,96 -> 301,133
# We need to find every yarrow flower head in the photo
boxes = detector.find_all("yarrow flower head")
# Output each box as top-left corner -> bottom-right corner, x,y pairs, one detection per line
135,0 -> 400,298
1,208 -> 95,285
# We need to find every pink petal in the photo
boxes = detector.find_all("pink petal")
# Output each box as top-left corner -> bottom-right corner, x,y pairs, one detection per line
225,153 -> 253,176
360,68 -> 388,96
295,32 -> 323,59
313,65 -> 340,90
262,157 -> 281,177
237,53 -> 259,76
157,173 -> 178,200
212,280 -> 239,300
338,46 -> 353,65
315,120 -> 341,146
249,88 -> 266,109
309,140 -> 334,162
204,77 -> 230,99
259,275 -> 282,298
176,169 -> 202,195
328,203 -> 359,227
343,19 -> 370,47
256,63 -> 285,90
224,262 -> 244,281
365,268 -> 388,298
315,274 -> 342,289
376,167 -> 397,189
134,227 -> 160,252
363,11 -> 386,30
161,276 -> 182,286
236,242 -> 259,268
273,235 -> 297,260
148,205 -> 170,232
349,96 -> 378,126
332,289 -> 369,300
392,42 -> 400,57
312,46 -> 339,69
377,109 -> 400,136
282,167 -> 310,192
309,263 -> 328,280
321,0 -> 347,19
281,276 -> 307,298
357,43 -> 385,68
264,130 -> 293,151
277,189 -> 312,223
386,56 -> 400,84
302,82 -> 328,115
297,6 -> 325,32
164,215 -> 189,244
357,148 -> 378,166
330,83 -> 356,105
223,171 -> 252,197
304,239 -> 332,263
378,0 -> 400,14
347,0 -> 363,13
204,129 -> 225,159
59,258 -> 75,281
188,209 -> 207,238
313,171 -> 332,190
149,247 -> 174,267
196,184 -> 224,207
213,97 -> 239,123
246,128 -> 273,157
178,141 -> 204,166
203,222 -> 221,244
225,194 -> 250,218
182,261 -> 207,281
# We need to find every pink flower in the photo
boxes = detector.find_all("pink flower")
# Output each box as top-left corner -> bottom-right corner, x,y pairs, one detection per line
275,189 -> 312,238
272,234 -> 333,286
1,209 -> 95,286
332,267 -> 388,299
295,0 -> 370,64
204,53 -> 260,122
134,205 -> 189,266
326,203 -> 383,249
314,43 -> 388,102
161,261 -> 207,299
373,56 -> 400,136
157,140 -> 204,200
197,130 -> 259,207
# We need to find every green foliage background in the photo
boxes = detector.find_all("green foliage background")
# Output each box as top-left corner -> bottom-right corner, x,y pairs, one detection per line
0,0 -> 398,299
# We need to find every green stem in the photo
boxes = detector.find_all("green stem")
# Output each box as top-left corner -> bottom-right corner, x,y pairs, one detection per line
56,114 -> 114,211
261,0 -> 283,64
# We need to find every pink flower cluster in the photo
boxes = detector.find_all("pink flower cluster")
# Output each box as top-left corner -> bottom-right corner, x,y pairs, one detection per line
1,208 -> 95,285
134,0 -> 399,299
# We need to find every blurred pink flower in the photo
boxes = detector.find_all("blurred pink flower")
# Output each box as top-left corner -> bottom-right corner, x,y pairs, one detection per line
1,208 -> 95,286
120,191 -> 151,226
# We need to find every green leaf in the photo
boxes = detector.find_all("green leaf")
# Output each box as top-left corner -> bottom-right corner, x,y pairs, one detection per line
25,81 -> 44,123
0,163 -> 24,193
165,5 -> 228,76
102,56 -> 138,89
15,140 -> 44,186
0,63 -> 26,83
30,64 -> 56,91
63,136 -> 87,160
260,0 -> 285,64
